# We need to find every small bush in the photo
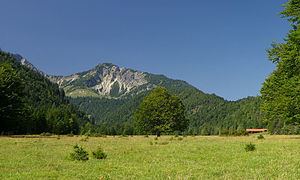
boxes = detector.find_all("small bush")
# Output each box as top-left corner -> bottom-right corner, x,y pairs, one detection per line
178,137 -> 183,141
169,137 -> 174,141
257,134 -> 265,140
144,135 -> 149,138
67,133 -> 74,137
92,147 -> 107,160
159,141 -> 169,145
245,143 -> 256,152
70,144 -> 89,161
149,141 -> 153,145
154,137 -> 158,141
236,129 -> 249,136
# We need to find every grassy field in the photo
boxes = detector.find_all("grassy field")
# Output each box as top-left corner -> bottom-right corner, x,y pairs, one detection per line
1,135 -> 300,179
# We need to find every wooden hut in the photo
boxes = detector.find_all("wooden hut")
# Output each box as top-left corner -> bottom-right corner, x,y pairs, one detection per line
246,128 -> 267,133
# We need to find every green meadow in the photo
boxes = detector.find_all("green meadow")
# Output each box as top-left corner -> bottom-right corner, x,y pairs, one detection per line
1,135 -> 300,179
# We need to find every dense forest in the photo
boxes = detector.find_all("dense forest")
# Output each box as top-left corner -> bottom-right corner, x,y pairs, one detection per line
71,75 -> 263,135
0,51 -> 266,136
0,51 -> 91,134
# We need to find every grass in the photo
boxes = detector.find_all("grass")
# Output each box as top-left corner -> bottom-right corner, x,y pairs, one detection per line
1,135 -> 300,179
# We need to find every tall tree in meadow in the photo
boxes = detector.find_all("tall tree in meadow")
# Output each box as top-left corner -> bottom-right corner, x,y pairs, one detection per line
261,0 -> 300,134
134,87 -> 188,135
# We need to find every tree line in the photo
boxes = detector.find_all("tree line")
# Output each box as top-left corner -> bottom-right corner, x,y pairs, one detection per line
0,52 -> 91,134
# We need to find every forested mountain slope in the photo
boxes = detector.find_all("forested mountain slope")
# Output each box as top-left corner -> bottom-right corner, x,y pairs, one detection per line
0,51 -> 91,134
58,63 -> 263,135
0,49 -> 263,135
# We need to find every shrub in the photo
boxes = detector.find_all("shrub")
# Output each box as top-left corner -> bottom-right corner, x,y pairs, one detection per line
144,135 -> 149,138
236,129 -> 249,136
92,147 -> 107,160
178,137 -> 183,141
257,134 -> 265,140
154,137 -> 158,141
67,133 -> 74,137
70,144 -> 89,161
245,143 -> 256,152
159,141 -> 169,145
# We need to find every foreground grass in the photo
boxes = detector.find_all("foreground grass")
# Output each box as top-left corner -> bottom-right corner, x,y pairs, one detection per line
0,135 -> 300,179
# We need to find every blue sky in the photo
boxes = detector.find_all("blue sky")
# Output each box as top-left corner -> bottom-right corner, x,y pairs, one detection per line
0,0 -> 290,100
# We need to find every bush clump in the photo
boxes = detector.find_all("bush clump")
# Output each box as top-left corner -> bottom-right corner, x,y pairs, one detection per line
70,144 -> 89,161
257,134 -> 265,140
92,147 -> 107,160
159,141 -> 169,145
177,137 -> 183,141
245,143 -> 256,152
67,133 -> 74,137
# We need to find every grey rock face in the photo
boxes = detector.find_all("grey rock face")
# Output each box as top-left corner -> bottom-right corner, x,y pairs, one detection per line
49,63 -> 150,98
3,49 -> 153,98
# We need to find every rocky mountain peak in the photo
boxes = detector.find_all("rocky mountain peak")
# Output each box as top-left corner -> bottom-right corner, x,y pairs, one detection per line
49,62 -> 150,98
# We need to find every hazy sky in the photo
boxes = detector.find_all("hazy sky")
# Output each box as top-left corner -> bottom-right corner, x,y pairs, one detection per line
0,0 -> 290,100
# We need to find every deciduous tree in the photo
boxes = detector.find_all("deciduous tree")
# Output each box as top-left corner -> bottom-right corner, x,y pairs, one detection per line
134,87 -> 188,135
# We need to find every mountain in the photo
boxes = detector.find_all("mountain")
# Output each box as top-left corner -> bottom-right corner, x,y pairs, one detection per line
48,63 -> 155,98
50,62 -> 264,135
0,51 -> 90,134
0,49 -> 263,135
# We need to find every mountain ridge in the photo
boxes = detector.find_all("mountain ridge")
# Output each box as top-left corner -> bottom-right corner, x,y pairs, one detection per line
0,49 -> 225,100
0,49 -> 263,135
